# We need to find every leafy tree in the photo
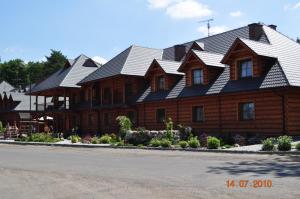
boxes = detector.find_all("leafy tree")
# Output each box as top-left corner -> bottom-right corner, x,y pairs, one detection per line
116,116 -> 132,139
43,50 -> 67,77
0,59 -> 27,88
25,61 -> 45,84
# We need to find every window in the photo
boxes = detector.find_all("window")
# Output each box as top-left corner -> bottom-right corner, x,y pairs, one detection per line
193,69 -> 203,85
192,106 -> 204,122
157,76 -> 165,91
156,108 -> 165,123
125,83 -> 133,97
239,59 -> 253,78
103,87 -> 111,104
239,102 -> 255,121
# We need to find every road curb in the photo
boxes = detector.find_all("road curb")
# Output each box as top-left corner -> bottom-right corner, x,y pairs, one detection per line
0,141 -> 299,155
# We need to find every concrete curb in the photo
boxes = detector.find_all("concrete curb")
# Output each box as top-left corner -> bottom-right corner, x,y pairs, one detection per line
0,141 -> 299,155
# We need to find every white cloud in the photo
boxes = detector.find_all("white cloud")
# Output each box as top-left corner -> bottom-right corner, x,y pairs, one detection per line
3,47 -> 24,53
166,0 -> 212,19
284,2 -> 300,10
148,0 -> 212,19
148,0 -> 178,9
197,25 -> 229,36
230,11 -> 242,17
92,56 -> 107,65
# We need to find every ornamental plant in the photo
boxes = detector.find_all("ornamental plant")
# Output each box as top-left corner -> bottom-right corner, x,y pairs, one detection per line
150,138 -> 161,147
179,141 -> 188,148
277,136 -> 293,151
99,134 -> 112,144
261,138 -> 275,151
116,116 -> 132,139
160,138 -> 171,148
188,136 -> 200,148
165,117 -> 174,142
207,136 -> 220,149
296,142 -> 300,151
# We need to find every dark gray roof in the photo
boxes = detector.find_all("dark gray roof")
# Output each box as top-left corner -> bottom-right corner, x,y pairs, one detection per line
192,50 -> 225,68
31,54 -> 99,94
79,45 -> 163,84
137,61 -> 289,102
148,59 -> 183,75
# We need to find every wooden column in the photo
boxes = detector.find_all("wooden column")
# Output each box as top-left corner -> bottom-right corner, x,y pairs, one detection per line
35,96 -> 38,111
111,81 -> 114,105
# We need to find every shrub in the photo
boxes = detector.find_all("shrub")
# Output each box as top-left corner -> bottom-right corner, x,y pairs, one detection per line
0,121 -> 4,134
125,130 -> 152,146
179,141 -> 188,148
207,136 -> 220,149
160,139 -> 171,148
27,133 -> 59,143
165,118 -> 174,142
70,135 -> 81,143
150,138 -> 161,147
99,134 -> 112,144
296,142 -> 300,151
110,133 -> 117,142
188,136 -> 200,148
116,116 -> 132,139
261,138 -> 275,151
116,140 -> 125,146
91,137 -> 99,144
277,136 -> 293,151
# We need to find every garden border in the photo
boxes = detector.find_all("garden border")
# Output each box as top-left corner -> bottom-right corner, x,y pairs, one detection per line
1,140 -> 300,155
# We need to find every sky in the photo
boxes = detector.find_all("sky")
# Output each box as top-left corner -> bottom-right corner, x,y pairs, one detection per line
0,0 -> 299,64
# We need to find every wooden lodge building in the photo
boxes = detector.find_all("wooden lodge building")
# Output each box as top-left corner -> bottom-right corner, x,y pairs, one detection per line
29,23 -> 300,137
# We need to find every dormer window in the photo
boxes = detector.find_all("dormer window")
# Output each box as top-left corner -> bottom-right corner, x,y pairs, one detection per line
239,59 -> 253,78
192,69 -> 203,85
157,76 -> 165,91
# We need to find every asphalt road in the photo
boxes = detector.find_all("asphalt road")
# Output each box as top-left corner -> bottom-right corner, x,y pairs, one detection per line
0,144 -> 299,199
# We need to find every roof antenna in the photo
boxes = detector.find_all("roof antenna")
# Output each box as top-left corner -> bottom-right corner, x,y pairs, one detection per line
198,18 -> 214,36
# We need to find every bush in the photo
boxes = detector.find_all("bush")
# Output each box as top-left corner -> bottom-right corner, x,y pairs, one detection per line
0,121 -> 4,134
199,133 -> 208,147
207,136 -> 220,149
27,133 -> 60,143
160,139 -> 171,148
116,140 -> 125,146
91,137 -> 99,144
165,118 -> 174,142
150,138 -> 161,147
70,135 -> 81,143
99,134 -> 112,144
277,136 -> 293,151
188,136 -> 200,148
261,138 -> 275,151
296,142 -> 300,151
116,116 -> 132,139
179,141 -> 188,148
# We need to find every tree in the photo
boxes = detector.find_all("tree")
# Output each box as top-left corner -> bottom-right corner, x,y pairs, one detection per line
0,59 -> 27,87
25,61 -> 45,84
43,50 -> 67,77
297,37 -> 300,44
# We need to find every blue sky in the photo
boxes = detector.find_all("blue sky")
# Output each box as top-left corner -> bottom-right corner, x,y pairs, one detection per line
0,0 -> 299,63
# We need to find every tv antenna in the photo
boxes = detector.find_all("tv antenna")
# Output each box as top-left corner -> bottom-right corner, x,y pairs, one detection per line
198,18 -> 214,36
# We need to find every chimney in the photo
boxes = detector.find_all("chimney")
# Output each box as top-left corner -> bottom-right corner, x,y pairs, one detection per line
268,24 -> 277,30
174,45 -> 186,61
248,23 -> 263,41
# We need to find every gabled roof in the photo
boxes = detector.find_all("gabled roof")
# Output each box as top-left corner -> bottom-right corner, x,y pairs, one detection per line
192,50 -> 225,68
79,45 -> 163,84
0,81 -> 15,93
145,59 -> 183,77
137,61 -> 289,103
222,37 -> 277,64
30,54 -> 99,94
262,25 -> 300,86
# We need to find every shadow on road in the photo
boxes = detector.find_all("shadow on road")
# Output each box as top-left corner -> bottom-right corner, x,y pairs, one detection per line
207,155 -> 300,178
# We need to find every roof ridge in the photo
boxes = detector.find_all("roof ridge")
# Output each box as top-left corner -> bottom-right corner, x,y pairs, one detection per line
263,25 -> 300,47
192,49 -> 224,55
